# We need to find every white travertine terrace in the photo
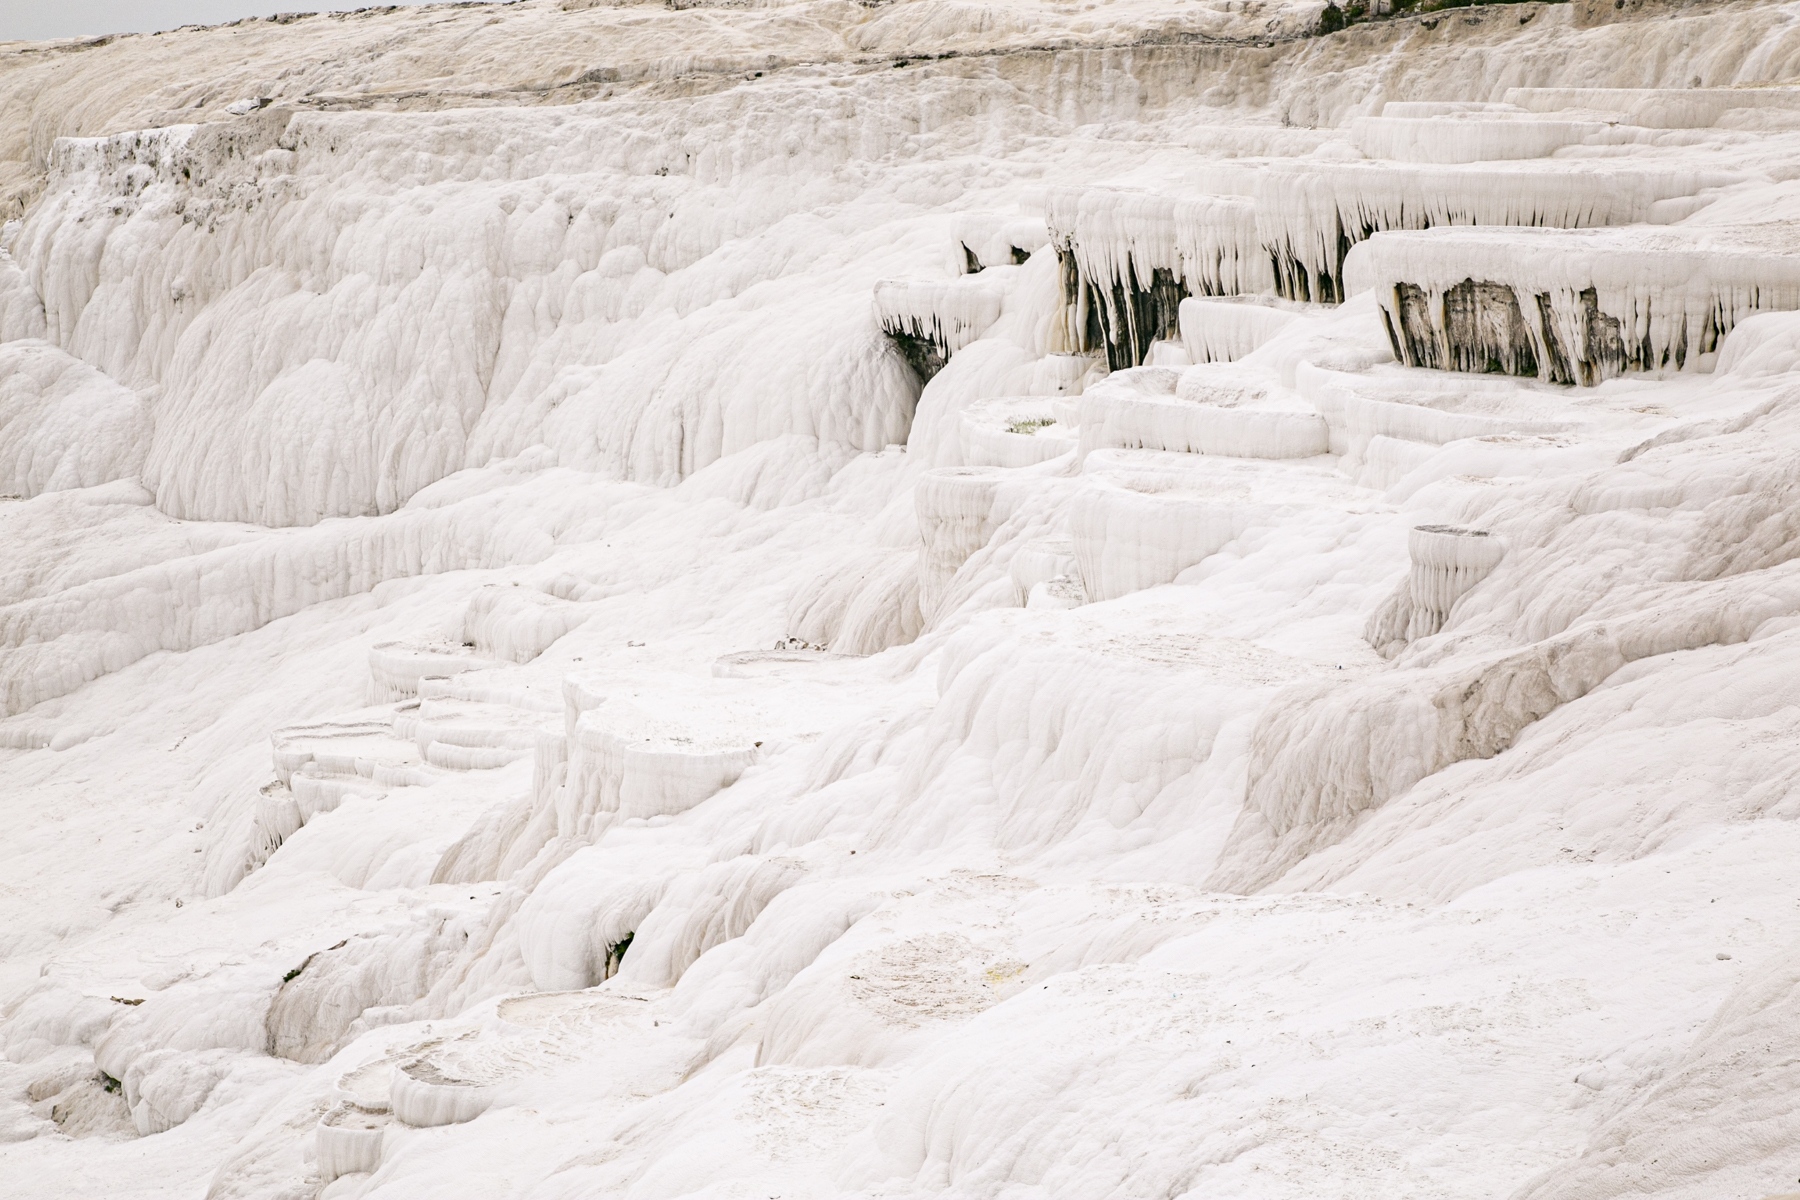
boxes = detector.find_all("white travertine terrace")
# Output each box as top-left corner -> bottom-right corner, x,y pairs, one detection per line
1404,523 -> 1508,640
1349,112 -> 1634,164
1008,536 -> 1081,605
1505,85 -> 1800,127
367,640 -> 493,702
315,1104 -> 388,1181
1071,450 -> 1361,600
914,465 -> 1010,620
566,696 -> 765,823
1095,364 -> 1332,459
1353,223 -> 1800,384
873,276 -> 1008,381
1046,185 -> 1274,367
1254,159 -> 1745,302
462,585 -> 593,664
388,1051 -> 497,1128
12,2 -> 1800,1199
1179,296 -> 1304,363
957,396 -> 1078,468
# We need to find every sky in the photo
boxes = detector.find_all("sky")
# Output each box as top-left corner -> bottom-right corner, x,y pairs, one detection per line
0,0 -> 495,42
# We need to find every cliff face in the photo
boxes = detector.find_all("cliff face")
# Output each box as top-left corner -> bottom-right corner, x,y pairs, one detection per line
2,0 -> 1790,526
0,0 -> 1780,215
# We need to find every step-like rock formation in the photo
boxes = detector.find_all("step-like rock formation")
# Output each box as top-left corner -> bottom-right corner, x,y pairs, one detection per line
1356,225 -> 1800,384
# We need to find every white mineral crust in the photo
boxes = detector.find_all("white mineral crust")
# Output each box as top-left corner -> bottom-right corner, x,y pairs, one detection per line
7,2 -> 1800,1199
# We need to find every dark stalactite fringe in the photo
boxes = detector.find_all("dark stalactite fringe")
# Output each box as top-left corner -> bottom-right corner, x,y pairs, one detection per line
1443,279 -> 1538,377
884,325 -> 950,385
1055,246 -> 1188,371
1384,277 -> 1727,387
